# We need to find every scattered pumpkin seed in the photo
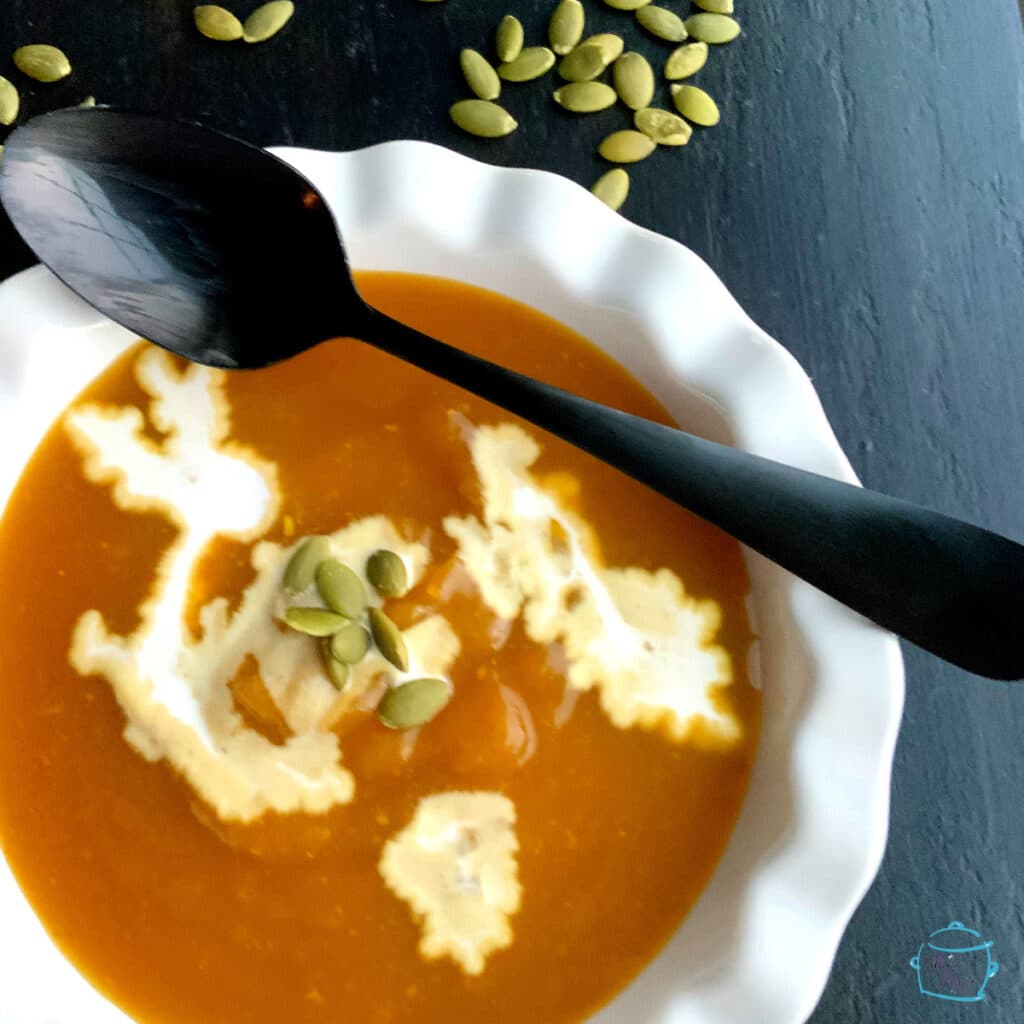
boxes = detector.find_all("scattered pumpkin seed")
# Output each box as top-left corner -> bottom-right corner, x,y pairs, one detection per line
579,32 -> 624,64
79,95 -> 96,108
553,81 -> 617,112
12,44 -> 72,83
192,6 -> 243,41
242,0 -> 294,43
322,645 -> 350,690
283,535 -> 330,591
0,145 -> 4,161
377,677 -> 451,730
368,607 -> 409,671
461,48 -> 501,100
498,46 -> 556,82
590,168 -> 630,211
603,0 -> 652,9
366,549 -> 408,597
599,129 -> 656,163
495,15 -> 525,63
695,0 -> 734,12
684,13 -> 740,44
316,559 -> 368,618
284,606 -> 347,637
557,43 -> 607,82
634,106 -> 692,145
549,0 -> 585,56
0,77 -> 18,126
329,622 -> 371,664
635,6 -> 687,43
671,83 -> 720,125
450,98 -> 518,137
664,41 -> 708,80
613,52 -> 655,111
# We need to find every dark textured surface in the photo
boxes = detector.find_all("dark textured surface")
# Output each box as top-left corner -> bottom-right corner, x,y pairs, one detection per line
2,2 -> 1023,1021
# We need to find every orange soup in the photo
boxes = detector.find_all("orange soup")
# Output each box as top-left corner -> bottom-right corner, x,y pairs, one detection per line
0,274 -> 759,1024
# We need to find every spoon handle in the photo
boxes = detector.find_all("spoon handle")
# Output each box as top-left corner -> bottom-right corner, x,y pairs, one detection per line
360,309 -> 1023,680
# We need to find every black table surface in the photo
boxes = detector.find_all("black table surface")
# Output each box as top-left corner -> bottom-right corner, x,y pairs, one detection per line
2,2 -> 1023,1021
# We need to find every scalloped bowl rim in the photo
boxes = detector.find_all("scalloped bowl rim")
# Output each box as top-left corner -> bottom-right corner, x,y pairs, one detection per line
0,139 -> 904,1024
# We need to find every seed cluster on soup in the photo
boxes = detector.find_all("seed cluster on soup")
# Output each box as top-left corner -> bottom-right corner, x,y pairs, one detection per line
0,274 -> 760,1024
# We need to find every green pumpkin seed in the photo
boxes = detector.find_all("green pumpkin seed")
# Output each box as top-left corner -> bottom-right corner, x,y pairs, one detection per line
284,606 -> 347,637
553,81 -> 617,113
368,607 -> 409,671
664,42 -> 708,80
0,77 -> 18,126
498,46 -> 556,82
192,6 -> 243,41
603,0 -> 652,9
283,535 -> 330,591
377,678 -> 451,730
683,13 -> 740,44
579,33 -> 624,64
321,643 -> 350,690
634,106 -> 692,146
549,0 -> 585,55
366,549 -> 408,597
495,15 -> 525,63
613,52 -> 655,111
0,146 -> 4,162
450,98 -> 518,137
12,44 -> 72,83
79,95 -> 96,108
316,559 -> 367,618
671,83 -> 720,125
461,49 -> 501,100
242,0 -> 294,43
636,5 -> 687,43
695,0 -> 733,12
557,43 -> 607,83
598,129 -> 656,164
590,168 -> 630,212
329,622 -> 371,664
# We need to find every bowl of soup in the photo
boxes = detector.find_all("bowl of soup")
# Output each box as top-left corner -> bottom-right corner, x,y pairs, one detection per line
0,141 -> 904,1024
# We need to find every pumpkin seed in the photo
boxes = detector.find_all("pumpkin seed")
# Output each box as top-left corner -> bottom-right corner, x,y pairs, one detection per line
634,106 -> 692,146
683,13 -> 740,44
79,95 -> 96,108
450,98 -> 518,137
329,622 -> 371,665
579,33 -> 624,64
671,83 -> 720,125
192,6 -> 243,41
553,81 -> 617,113
0,146 -> 4,161
664,42 -> 708,80
242,0 -> 294,43
0,77 -> 18,126
695,0 -> 733,12
603,0 -> 652,9
590,168 -> 630,212
598,129 -> 656,163
368,608 -> 409,671
636,6 -> 687,43
495,15 -> 525,63
613,52 -> 655,111
377,678 -> 451,730
316,559 -> 367,618
366,549 -> 408,597
284,606 -> 347,637
557,43 -> 606,82
321,644 -> 350,690
12,44 -> 72,83
461,49 -> 501,100
283,535 -> 330,591
498,46 -> 556,83
549,0 -> 585,56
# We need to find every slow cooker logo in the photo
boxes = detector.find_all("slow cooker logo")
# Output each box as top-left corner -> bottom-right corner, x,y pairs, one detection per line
909,921 -> 1000,1002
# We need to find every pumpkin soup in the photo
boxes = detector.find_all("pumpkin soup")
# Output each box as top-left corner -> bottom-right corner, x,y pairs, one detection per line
0,273 -> 759,1024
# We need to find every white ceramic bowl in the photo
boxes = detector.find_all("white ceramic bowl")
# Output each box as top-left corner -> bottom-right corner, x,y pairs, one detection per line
0,141 -> 904,1024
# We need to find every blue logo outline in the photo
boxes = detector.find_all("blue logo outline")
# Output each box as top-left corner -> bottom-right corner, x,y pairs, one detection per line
909,921 -> 999,1003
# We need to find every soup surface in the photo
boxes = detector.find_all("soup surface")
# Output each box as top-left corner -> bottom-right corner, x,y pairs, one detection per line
0,273 -> 759,1024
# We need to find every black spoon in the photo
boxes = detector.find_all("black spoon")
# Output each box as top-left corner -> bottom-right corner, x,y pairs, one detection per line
1,108 -> 1021,680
